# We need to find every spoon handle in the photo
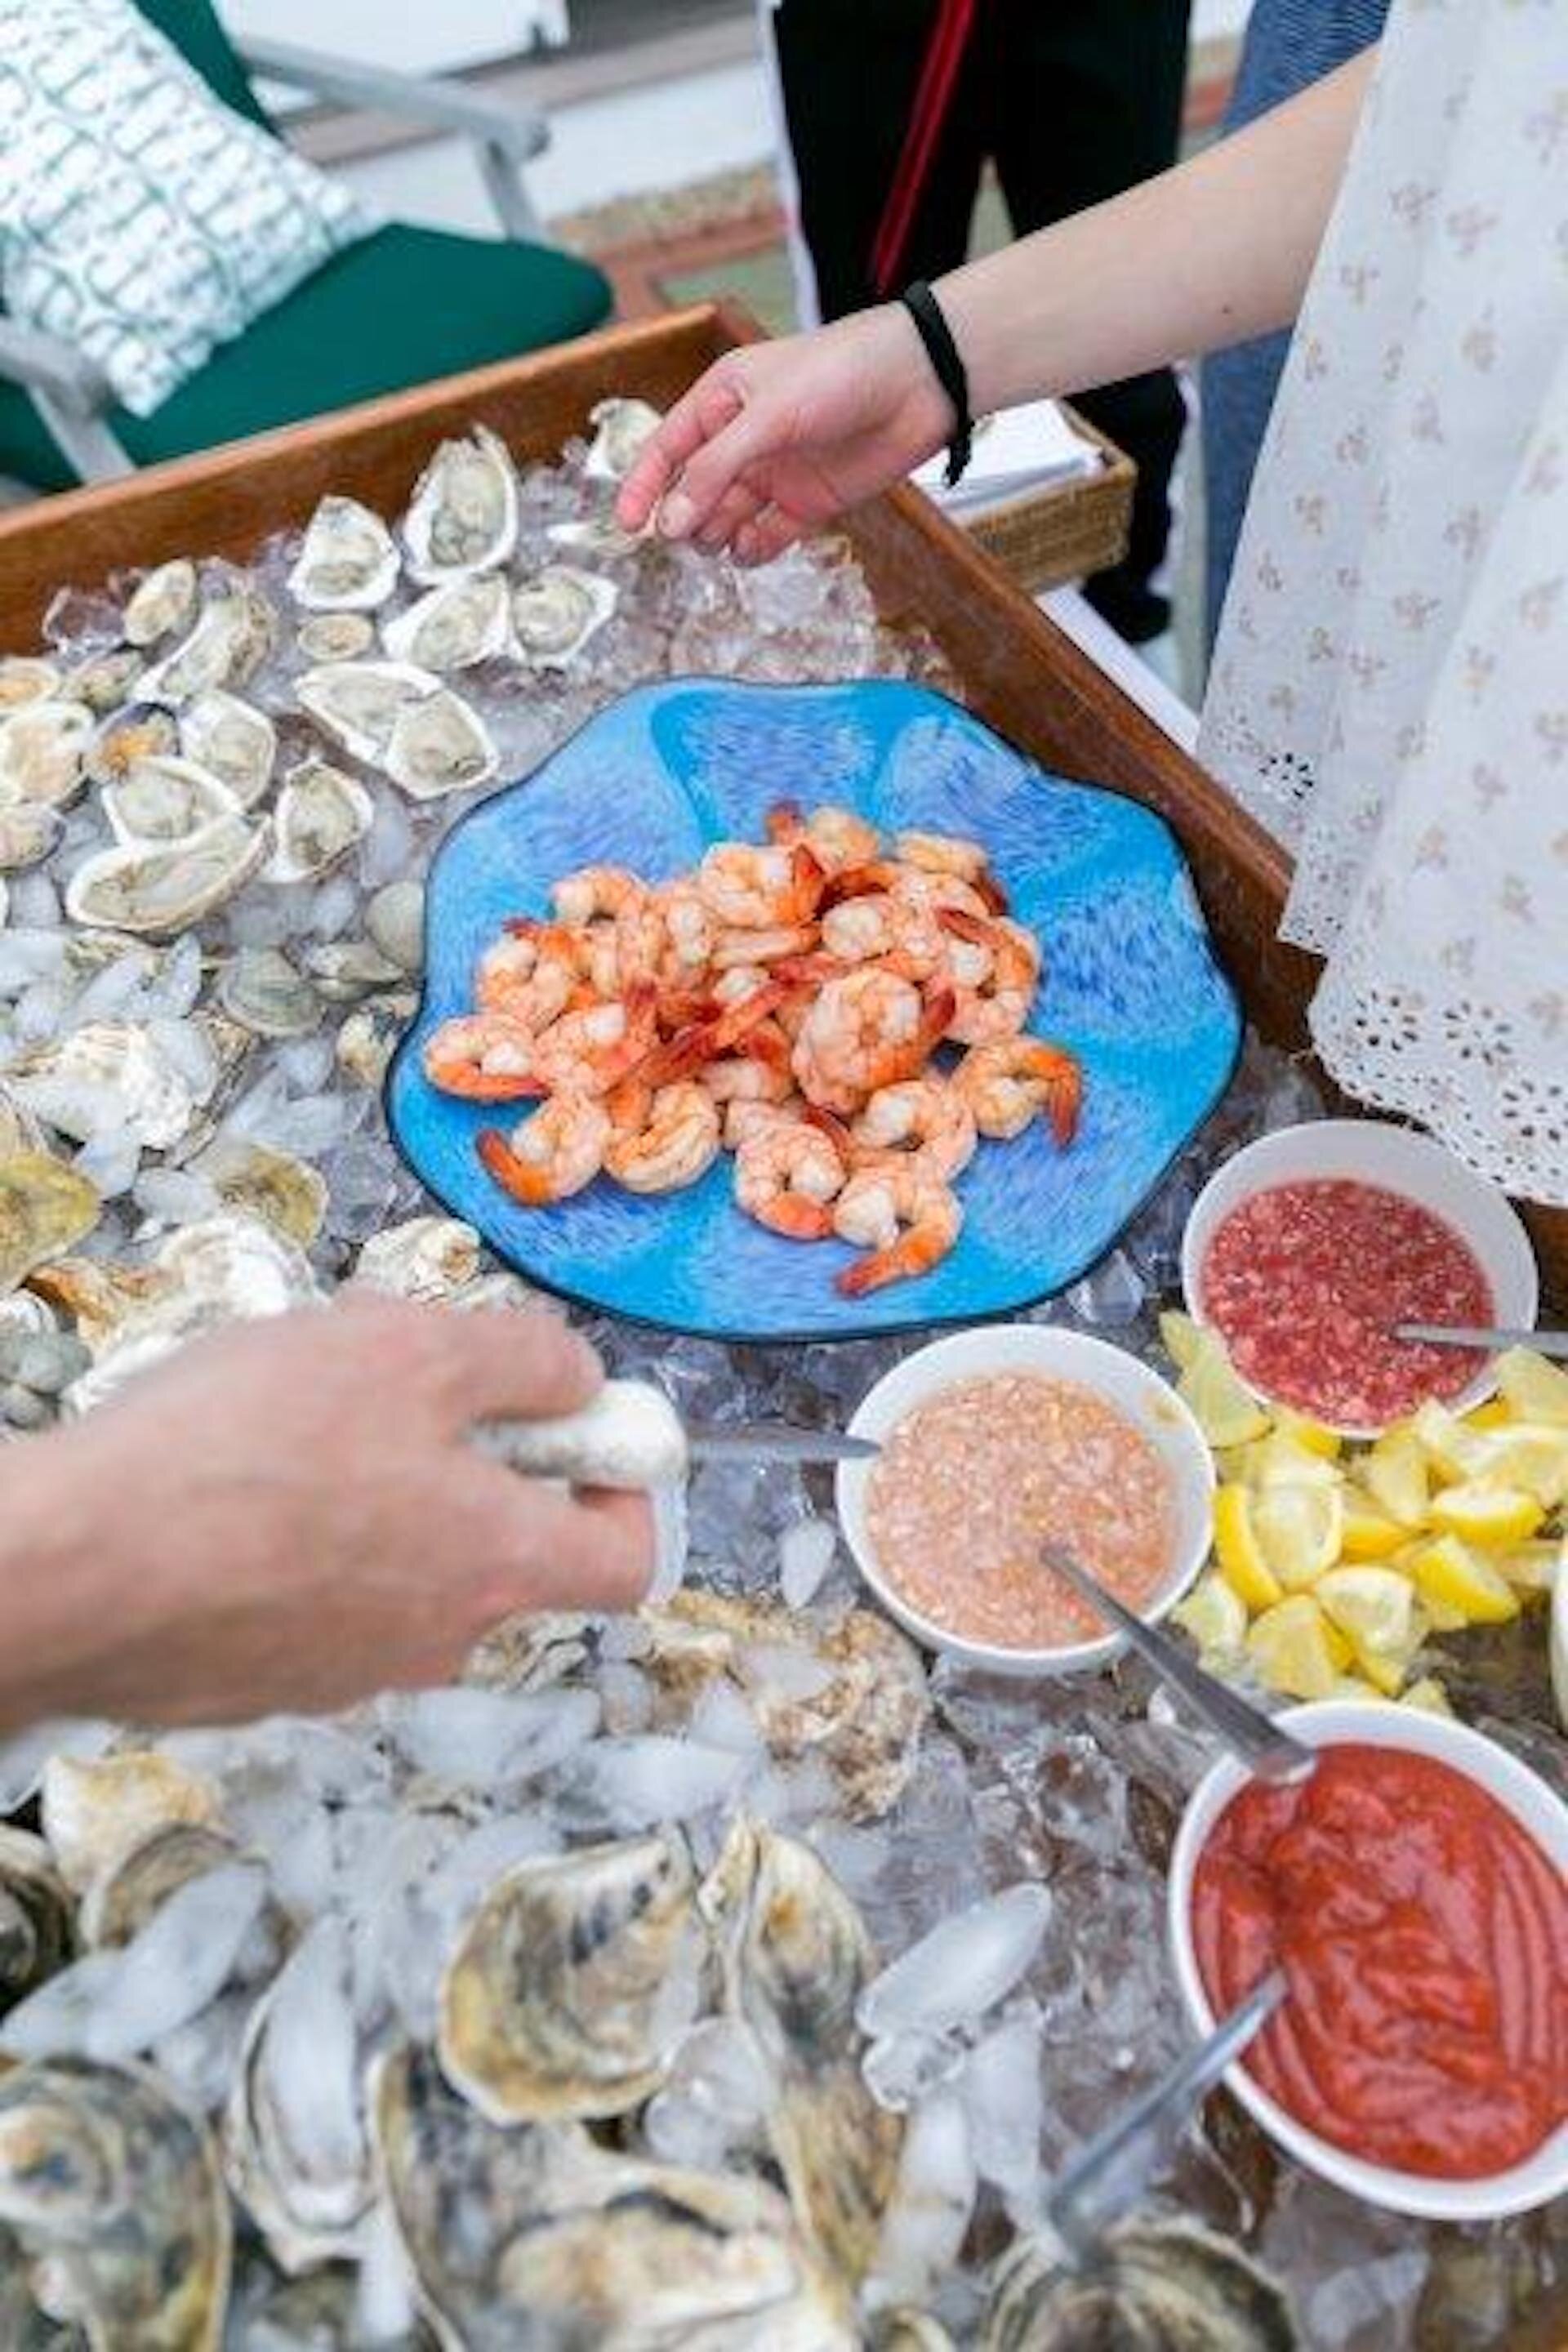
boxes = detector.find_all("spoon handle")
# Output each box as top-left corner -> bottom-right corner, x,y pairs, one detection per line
1040,1544 -> 1317,1785
1046,1969 -> 1288,2256
1394,1321 -> 1568,1358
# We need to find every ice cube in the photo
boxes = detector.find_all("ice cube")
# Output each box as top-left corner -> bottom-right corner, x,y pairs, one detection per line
869,2088 -> 976,2310
380,1686 -> 601,1785
858,1883 -> 1053,2040
555,1736 -> 748,1833
779,1517 -> 837,1608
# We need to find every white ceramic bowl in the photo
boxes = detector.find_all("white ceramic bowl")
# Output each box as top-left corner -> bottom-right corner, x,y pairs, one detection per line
835,1323 -> 1215,1676
1551,1564 -> 1568,1735
1168,1699 -> 1568,2221
1180,1118 -> 1538,1437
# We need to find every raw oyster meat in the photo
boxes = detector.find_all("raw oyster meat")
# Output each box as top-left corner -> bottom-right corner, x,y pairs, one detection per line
385,684 -> 498,799
583,395 -> 663,483
0,657 -> 63,711
547,514 -> 648,559
0,700 -> 92,808
122,558 -> 198,648
65,814 -> 270,937
7,1021 -> 196,1150
0,1153 -> 100,1294
305,938 -> 406,1000
189,1135 -> 328,1249
510,566 -> 617,669
0,803 -> 63,873
382,572 -> 511,672
287,496 -> 401,613
264,760 -> 374,884
216,946 -> 323,1039
403,425 -> 519,581
85,701 -> 180,790
69,648 -> 146,715
294,660 -> 434,767
334,994 -> 416,1089
296,611 -> 377,664
141,584 -> 275,703
102,755 -> 242,845
179,689 -> 277,809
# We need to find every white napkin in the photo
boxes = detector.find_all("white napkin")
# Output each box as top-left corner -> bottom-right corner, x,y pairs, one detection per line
911,398 -> 1102,513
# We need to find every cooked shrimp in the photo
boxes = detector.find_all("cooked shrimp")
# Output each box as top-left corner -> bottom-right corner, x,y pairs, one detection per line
641,979 -> 788,1085
938,911 -> 1041,1045
604,1080 -> 721,1193
423,1012 -> 538,1102
697,840 -> 825,929
654,879 -> 717,979
527,983 -> 658,1096
894,831 -> 990,884
821,891 -> 947,982
475,923 -> 579,1031
766,800 -> 881,875
832,1165 -> 963,1295
711,924 -> 818,970
733,1119 -> 849,1240
954,1039 -> 1083,1146
852,1076 -> 977,1182
791,967 -> 956,1114
476,1093 -> 610,1205
552,865 -> 646,925
724,1097 -> 803,1151
700,1046 -> 795,1107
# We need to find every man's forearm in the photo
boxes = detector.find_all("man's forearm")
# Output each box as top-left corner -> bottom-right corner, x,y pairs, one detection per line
938,47 -> 1376,416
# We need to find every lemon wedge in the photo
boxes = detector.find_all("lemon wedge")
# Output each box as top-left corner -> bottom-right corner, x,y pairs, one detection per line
1212,1485 -> 1285,1611
1251,1484 -> 1344,1591
1316,1565 -> 1417,1658
1178,1335 -> 1272,1450
1158,1309 -> 1204,1374
1410,1400 -> 1491,1483
1464,1396 -> 1515,1432
1325,1674 -> 1394,1704
1408,1534 -> 1521,1625
1361,1428 -> 1430,1527
1247,1595 -> 1352,1699
1479,1424 -> 1568,1509
1428,1482 -> 1545,1549
1274,1411 -> 1342,1459
1170,1572 -> 1249,1660
1495,1346 -> 1568,1428
1339,1490 -> 1409,1561
1251,1431 -> 1343,1491
1496,1539 -> 1562,1595
1401,1675 -> 1454,1716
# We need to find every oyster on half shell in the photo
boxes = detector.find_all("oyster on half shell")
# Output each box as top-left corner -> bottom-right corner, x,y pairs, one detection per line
0,803 -> 62,875
294,660 -> 435,768
351,1217 -> 480,1303
41,1748 -> 224,1897
85,702 -> 181,791
103,756 -> 242,846
382,572 -> 512,673
0,657 -> 64,712
179,690 -> 277,811
122,559 -> 198,649
80,1820 -> 243,1951
65,814 -> 270,938
979,2224 -> 1299,2352
264,760 -> 374,884
0,700 -> 93,809
385,685 -> 498,800
296,612 -> 377,665
287,496 -> 401,612
403,425 -> 519,583
438,1830 -> 711,2125
141,584 -> 276,704
216,947 -> 323,1040
0,1153 -> 100,1296
583,396 -> 663,483
189,1136 -> 327,1250
510,567 -> 617,670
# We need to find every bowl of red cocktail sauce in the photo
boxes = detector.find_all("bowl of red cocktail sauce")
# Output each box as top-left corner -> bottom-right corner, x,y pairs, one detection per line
1182,1120 -> 1538,1437
1169,1700 -> 1568,2220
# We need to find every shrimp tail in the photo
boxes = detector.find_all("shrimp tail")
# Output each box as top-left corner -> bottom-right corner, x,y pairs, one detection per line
764,1196 -> 836,1241
822,860 -> 902,907
641,980 -> 787,1085
765,797 -> 804,844
1045,1055 -> 1083,1148
476,1127 -> 555,1206
836,1227 -> 942,1297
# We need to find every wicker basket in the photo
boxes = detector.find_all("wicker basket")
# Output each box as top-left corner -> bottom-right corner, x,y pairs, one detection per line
960,403 -> 1135,598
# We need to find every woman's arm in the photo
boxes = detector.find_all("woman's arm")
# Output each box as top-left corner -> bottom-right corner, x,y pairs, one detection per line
619,47 -> 1375,561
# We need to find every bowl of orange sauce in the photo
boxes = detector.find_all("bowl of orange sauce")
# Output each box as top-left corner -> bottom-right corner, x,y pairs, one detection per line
835,1324 -> 1214,1676
1168,1699 -> 1568,2220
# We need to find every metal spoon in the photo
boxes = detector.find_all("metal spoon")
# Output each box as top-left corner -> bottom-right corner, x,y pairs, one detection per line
1041,1544 -> 1317,1785
1393,1320 -> 1568,1359
1046,1968 -> 1288,2260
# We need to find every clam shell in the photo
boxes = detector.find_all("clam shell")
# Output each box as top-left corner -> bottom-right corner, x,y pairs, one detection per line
403,425 -> 519,583
287,495 -> 401,613
180,690 -> 278,810
190,1136 -> 327,1248
141,585 -> 276,703
351,1216 -> 480,1302
0,1152 -> 100,1294
385,684 -> 498,800
122,558 -> 198,648
65,814 -> 271,938
510,566 -> 618,669
41,1749 -> 223,1896
7,1021 -> 195,1151
295,660 -> 438,767
265,760 -> 374,884
85,700 -> 181,790
0,700 -> 93,808
381,572 -> 511,672
296,612 -> 376,664
0,802 -> 63,873
583,395 -> 664,483
103,755 -> 243,845
0,657 -> 63,712
216,947 -> 323,1039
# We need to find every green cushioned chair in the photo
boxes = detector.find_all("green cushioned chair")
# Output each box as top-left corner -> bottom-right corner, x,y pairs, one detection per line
0,0 -> 612,493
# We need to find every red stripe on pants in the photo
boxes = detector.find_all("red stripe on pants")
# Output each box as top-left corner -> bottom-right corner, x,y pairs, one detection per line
871,0 -> 979,298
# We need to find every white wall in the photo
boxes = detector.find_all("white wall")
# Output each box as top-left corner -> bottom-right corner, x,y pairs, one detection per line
219,0 -> 567,76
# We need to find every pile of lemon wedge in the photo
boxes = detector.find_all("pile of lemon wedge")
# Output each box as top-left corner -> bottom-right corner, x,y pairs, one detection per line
1164,1314 -> 1568,1711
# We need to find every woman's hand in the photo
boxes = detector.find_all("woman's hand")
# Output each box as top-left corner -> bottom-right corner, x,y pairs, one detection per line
0,1296 -> 652,1731
617,305 -> 952,564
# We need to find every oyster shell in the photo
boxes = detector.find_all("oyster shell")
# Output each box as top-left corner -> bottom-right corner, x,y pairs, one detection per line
382,572 -> 512,672
385,684 -> 498,800
305,939 -> 406,1002
702,1816 -> 902,2288
0,701 -> 92,808
296,612 -> 377,664
335,994 -> 416,1089
510,566 -> 617,669
216,947 -> 322,1040
0,2056 -> 231,2349
0,1085 -> 55,1161
230,2265 -> 434,2352
351,1217 -> 480,1303
189,1136 -> 327,1249
375,2042 -> 853,2352
0,1153 -> 100,1295
65,814 -> 270,938
179,690 -> 277,810
0,1829 -> 74,2020
122,559 -> 198,648
141,585 -> 275,704
584,396 -> 664,483
287,496 -> 401,612
979,2224 -> 1299,2352
102,756 -> 242,846
547,514 -> 648,559
68,648 -> 147,715
365,880 -> 425,974
438,1831 -> 711,2124
403,425 -> 519,582
874,2317 -> 958,2352
264,760 -> 374,884
85,701 -> 181,790
5,1020 -> 194,1147
25,1256 -> 165,1353
42,1750 -> 224,1897
294,660 -> 434,767
78,1821 -> 242,1950
0,657 -> 63,712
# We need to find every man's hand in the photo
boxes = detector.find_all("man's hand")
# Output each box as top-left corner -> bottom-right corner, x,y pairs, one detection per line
0,1296 -> 652,1731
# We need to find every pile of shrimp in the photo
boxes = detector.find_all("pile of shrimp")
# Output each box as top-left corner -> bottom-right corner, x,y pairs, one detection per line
422,802 -> 1082,1296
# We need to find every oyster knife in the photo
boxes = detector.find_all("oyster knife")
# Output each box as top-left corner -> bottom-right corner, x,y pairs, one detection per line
476,1379 -> 877,1490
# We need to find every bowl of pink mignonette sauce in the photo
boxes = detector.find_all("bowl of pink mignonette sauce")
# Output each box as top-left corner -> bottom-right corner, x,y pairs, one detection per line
835,1324 -> 1215,1676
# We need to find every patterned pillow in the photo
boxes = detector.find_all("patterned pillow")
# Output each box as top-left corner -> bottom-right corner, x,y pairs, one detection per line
0,0 -> 372,417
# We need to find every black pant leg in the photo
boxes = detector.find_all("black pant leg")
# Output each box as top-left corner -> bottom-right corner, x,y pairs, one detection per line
768,0 -> 987,319
991,0 -> 1192,640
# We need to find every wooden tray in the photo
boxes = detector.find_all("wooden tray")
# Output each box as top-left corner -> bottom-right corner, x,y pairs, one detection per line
0,301 -> 1557,1302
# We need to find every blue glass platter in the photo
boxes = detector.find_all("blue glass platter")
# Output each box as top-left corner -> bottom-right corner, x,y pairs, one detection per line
386,678 -> 1241,1342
